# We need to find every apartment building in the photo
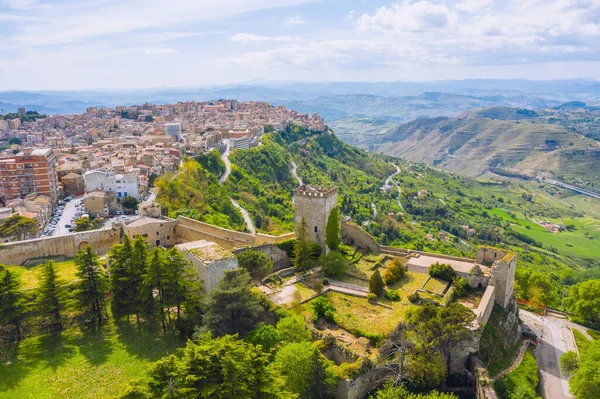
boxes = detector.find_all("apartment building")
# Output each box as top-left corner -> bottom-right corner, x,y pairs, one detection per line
84,168 -> 140,199
0,149 -> 59,204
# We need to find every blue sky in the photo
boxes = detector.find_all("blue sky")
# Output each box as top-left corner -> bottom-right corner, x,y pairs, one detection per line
1,0 -> 600,90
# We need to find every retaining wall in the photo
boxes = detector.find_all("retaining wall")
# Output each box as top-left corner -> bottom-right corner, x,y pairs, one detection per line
476,285 -> 496,325
341,222 -> 380,253
0,226 -> 121,265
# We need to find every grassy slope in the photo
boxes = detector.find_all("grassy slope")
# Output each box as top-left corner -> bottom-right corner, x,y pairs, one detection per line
494,348 -> 540,399
6,260 -> 108,291
0,320 -> 183,399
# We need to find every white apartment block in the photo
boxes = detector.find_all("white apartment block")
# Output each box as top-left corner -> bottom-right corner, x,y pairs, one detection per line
165,123 -> 182,140
84,168 -> 140,199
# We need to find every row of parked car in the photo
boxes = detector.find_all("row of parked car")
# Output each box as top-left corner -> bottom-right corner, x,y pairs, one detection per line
42,203 -> 67,236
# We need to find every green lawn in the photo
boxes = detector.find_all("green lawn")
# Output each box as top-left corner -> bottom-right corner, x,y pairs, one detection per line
511,217 -> 600,260
6,259 -> 106,291
0,321 -> 183,399
494,348 -> 539,399
573,329 -> 592,355
587,329 -> 600,341
423,276 -> 449,294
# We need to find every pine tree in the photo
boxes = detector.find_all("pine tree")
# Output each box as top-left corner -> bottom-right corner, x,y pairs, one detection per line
37,261 -> 65,334
75,245 -> 108,326
0,265 -> 23,340
304,350 -> 335,399
204,269 -> 261,337
108,235 -> 133,319
293,217 -> 312,272
146,247 -> 168,332
369,270 -> 385,297
325,206 -> 340,251
131,235 -> 153,324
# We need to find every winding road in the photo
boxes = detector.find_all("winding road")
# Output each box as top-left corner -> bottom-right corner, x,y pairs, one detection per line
218,139 -> 256,233
520,310 -> 576,399
291,161 -> 302,186
385,164 -> 405,212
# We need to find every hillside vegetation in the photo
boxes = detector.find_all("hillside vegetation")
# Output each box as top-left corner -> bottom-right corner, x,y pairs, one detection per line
374,105 -> 600,187
157,124 -> 600,307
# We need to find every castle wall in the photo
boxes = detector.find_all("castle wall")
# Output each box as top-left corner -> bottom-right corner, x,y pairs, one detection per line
0,226 -> 121,265
341,221 -> 380,253
179,249 -> 238,293
233,243 -> 292,271
476,285 -> 496,325
175,216 -> 255,249
123,219 -> 178,249
294,188 -> 337,250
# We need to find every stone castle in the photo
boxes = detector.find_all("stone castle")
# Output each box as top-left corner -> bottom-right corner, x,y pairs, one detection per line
293,184 -> 338,252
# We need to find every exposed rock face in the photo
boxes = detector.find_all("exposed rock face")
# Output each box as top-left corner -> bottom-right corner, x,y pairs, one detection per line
478,296 -> 521,369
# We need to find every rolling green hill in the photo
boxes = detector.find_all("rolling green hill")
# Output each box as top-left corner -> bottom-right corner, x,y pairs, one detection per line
374,106 -> 600,186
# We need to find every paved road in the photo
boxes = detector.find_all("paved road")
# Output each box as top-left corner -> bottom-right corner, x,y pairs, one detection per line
540,177 -> 600,201
52,195 -> 83,236
385,164 -> 405,212
230,198 -> 256,234
291,161 -> 302,186
520,310 -> 575,399
219,139 -> 231,184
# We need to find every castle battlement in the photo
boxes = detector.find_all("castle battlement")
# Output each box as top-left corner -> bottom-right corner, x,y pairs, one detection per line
294,185 -> 337,199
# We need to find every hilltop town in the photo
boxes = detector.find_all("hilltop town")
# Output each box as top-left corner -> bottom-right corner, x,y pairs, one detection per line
0,100 -> 325,240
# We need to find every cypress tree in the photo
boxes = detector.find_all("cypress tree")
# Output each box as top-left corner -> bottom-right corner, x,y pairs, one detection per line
0,265 -> 23,340
37,261 -> 65,334
293,217 -> 312,272
325,206 -> 340,251
75,245 -> 108,326
304,350 -> 335,399
108,235 -> 133,319
369,270 -> 385,297
131,235 -> 152,324
146,247 -> 168,332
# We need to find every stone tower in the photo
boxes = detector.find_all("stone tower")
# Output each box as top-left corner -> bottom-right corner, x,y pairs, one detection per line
477,247 -> 516,308
293,185 -> 338,252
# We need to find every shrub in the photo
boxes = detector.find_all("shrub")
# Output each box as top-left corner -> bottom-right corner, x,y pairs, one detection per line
384,290 -> 401,301
560,351 -> 579,376
309,243 -> 323,259
408,293 -> 421,303
311,296 -> 336,322
236,250 -> 274,279
429,263 -> 456,281
369,270 -> 385,297
454,277 -> 469,297
320,251 -> 347,278
276,239 -> 296,258
383,259 -> 405,284
322,278 -> 330,285
367,293 -> 377,301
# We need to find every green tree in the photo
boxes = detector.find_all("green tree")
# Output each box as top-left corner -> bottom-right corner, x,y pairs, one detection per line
37,261 -> 65,333
162,247 -> 201,325
311,296 -> 336,322
143,333 -> 293,399
370,270 -> 385,297
0,265 -> 24,339
236,250 -> 274,280
74,245 -> 108,325
204,268 -> 262,337
131,236 -> 153,323
275,341 -> 335,398
320,251 -> 346,278
293,217 -> 313,272
570,340 -> 600,398
144,247 -> 168,332
276,315 -> 312,344
74,216 -> 101,232
247,324 -> 281,353
383,259 -> 406,284
370,382 -> 458,399
109,235 -> 134,319
565,280 -> 600,323
560,351 -> 579,376
304,349 -> 336,399
325,206 -> 340,251
0,214 -> 39,240
428,263 -> 456,281
121,196 -> 139,210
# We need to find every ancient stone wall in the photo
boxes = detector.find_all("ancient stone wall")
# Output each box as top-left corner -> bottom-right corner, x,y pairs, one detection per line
341,222 -> 380,253
0,226 -> 121,265
175,216 -> 255,249
476,286 -> 496,325
179,249 -> 238,293
122,218 -> 178,249
489,254 -> 516,308
233,243 -> 292,271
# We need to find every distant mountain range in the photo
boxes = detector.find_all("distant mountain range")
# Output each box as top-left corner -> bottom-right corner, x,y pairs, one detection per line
1,79 -> 599,117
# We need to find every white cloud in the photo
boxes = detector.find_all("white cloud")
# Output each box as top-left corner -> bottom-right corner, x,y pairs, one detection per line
358,1 -> 456,33
230,33 -> 299,43
3,0 -> 46,10
282,16 -> 306,26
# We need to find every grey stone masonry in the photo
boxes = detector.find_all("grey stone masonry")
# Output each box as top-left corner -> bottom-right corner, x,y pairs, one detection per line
293,185 -> 338,252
